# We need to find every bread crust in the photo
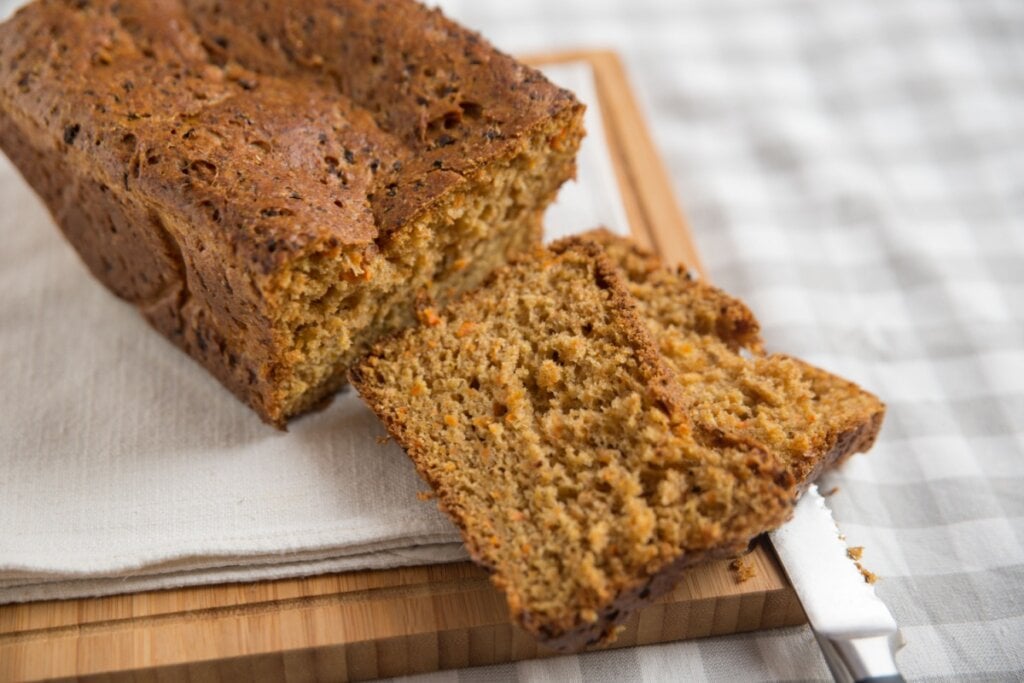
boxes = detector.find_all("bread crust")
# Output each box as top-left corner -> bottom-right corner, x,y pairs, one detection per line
0,0 -> 582,424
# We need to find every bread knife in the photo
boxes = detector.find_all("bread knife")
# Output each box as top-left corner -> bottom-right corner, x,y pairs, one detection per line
769,485 -> 906,682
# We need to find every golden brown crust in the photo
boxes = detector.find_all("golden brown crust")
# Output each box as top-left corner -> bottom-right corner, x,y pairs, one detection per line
0,0 -> 582,424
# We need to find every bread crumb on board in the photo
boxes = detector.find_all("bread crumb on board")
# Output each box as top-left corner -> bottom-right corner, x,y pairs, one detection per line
730,555 -> 757,583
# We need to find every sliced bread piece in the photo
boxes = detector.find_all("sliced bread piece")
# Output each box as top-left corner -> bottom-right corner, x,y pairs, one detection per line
351,242 -> 794,651
578,229 -> 885,487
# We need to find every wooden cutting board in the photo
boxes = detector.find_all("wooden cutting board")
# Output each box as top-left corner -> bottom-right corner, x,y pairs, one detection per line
0,51 -> 806,683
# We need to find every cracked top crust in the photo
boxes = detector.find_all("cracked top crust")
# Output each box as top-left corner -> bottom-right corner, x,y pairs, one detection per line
0,0 -> 579,276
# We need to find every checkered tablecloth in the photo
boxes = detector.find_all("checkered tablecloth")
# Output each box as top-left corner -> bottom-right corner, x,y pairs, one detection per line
408,0 -> 1024,681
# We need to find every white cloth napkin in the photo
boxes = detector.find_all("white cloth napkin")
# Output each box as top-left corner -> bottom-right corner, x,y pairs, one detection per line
0,60 -> 630,603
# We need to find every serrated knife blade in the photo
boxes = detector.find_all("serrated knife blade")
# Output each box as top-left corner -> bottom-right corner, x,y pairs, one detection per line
769,485 -> 905,683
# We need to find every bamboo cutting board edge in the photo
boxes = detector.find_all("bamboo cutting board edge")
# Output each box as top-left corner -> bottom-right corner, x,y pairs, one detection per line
0,50 -> 804,683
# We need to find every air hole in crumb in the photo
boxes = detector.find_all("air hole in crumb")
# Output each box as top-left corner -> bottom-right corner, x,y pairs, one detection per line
442,111 -> 461,129
339,291 -> 365,312
469,377 -> 480,390
492,402 -> 508,418
185,159 -> 218,181
63,123 -> 80,145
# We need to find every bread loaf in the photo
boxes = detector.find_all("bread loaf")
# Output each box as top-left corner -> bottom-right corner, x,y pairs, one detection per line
0,0 -> 583,424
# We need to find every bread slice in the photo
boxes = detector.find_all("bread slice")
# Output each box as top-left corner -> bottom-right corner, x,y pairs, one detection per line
351,242 -> 794,651
578,229 -> 885,487
0,0 -> 583,425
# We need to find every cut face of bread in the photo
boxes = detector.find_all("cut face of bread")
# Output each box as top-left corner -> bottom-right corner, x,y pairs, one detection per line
351,243 -> 794,651
0,0 -> 583,425
581,229 -> 886,487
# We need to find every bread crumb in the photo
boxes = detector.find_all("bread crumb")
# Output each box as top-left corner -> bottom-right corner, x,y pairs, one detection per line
846,546 -> 877,583
730,556 -> 757,583
375,435 -> 391,445
537,359 -> 562,389
856,562 -> 878,584
416,490 -> 435,502
822,486 -> 840,497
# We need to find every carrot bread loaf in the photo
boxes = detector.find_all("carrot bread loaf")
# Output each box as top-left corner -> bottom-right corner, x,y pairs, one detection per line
0,0 -> 583,425
351,243 -> 795,651
577,230 -> 885,488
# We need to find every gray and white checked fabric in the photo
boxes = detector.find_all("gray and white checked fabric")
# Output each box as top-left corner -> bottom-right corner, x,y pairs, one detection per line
398,0 -> 1024,681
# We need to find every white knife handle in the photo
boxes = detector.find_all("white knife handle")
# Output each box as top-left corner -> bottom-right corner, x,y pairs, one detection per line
816,631 -> 905,683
